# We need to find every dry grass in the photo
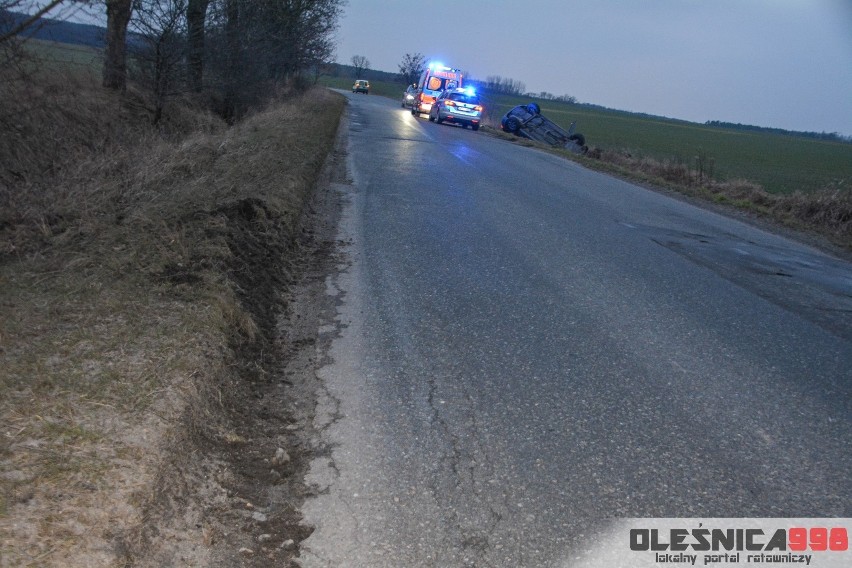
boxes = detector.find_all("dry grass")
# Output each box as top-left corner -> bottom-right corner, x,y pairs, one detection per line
0,61 -> 223,258
0,53 -> 345,566
580,145 -> 852,248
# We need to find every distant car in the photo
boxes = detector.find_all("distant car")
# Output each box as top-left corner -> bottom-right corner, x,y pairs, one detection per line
428,88 -> 483,130
352,80 -> 370,94
501,103 -> 586,152
401,84 -> 418,108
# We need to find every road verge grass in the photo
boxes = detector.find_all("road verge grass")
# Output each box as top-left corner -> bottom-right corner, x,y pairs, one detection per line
1,58 -> 345,565
575,144 -> 852,249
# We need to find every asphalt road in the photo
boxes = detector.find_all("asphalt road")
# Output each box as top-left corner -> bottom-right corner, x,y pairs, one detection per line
300,91 -> 852,567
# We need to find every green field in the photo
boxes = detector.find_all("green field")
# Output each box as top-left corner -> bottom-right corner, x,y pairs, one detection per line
322,76 -> 852,195
496,96 -> 852,195
21,37 -> 103,71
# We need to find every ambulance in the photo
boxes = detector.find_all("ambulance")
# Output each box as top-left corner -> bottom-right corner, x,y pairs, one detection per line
411,62 -> 463,116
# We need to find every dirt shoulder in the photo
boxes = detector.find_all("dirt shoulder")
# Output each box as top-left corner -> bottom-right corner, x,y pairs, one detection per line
135,107 -> 351,568
1,80 -> 346,566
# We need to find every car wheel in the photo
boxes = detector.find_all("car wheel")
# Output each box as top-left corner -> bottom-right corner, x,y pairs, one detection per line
568,133 -> 586,146
471,123 -> 480,131
504,116 -> 521,133
429,110 -> 436,122
436,111 -> 444,124
527,103 -> 541,115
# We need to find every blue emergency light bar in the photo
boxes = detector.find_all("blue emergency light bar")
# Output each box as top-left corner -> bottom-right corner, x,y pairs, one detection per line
428,62 -> 459,72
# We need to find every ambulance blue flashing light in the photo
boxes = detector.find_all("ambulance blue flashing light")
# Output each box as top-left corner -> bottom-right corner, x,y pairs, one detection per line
428,62 -> 457,72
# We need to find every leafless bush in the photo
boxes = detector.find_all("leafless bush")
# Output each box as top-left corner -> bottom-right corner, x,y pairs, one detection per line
398,52 -> 424,86
204,0 -> 343,119
130,0 -> 188,123
0,10 -> 24,68
773,189 -> 852,239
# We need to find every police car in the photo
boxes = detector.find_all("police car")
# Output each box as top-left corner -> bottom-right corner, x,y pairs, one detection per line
428,87 -> 484,130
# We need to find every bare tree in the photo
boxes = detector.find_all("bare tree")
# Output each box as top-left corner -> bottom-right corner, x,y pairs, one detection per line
484,75 -> 526,96
186,0 -> 209,92
0,1 -> 66,44
397,52 -> 424,86
103,0 -> 132,90
350,54 -> 368,79
130,0 -> 187,123
201,0 -> 344,117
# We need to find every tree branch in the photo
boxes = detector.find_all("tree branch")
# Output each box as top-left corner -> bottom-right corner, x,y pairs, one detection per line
0,0 -> 67,45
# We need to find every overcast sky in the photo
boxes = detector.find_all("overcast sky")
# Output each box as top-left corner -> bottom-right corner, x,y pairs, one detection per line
336,0 -> 852,135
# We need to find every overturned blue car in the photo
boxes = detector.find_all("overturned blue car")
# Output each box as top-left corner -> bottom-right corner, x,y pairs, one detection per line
501,103 -> 587,154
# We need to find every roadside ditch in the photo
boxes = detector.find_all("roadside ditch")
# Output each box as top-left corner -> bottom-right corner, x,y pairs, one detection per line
0,80 -> 347,567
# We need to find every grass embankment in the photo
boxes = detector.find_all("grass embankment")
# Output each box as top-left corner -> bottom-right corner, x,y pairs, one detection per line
0,58 -> 344,565
326,76 -> 852,248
